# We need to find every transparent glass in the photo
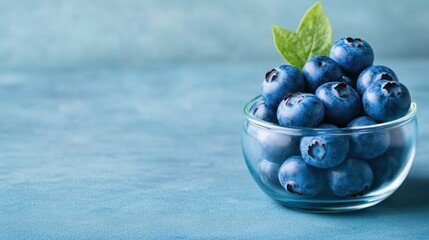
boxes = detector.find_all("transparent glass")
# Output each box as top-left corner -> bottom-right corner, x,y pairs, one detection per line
241,96 -> 418,213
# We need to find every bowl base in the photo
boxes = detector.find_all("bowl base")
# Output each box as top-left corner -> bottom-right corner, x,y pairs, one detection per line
274,191 -> 393,213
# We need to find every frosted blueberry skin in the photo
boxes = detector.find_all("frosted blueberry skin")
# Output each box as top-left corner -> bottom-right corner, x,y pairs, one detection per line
262,65 -> 305,109
369,153 -> 401,189
300,123 -> 349,168
250,101 -> 278,124
357,65 -> 399,95
302,55 -> 343,93
315,82 -> 361,127
330,37 -> 374,78
328,158 -> 374,198
258,159 -> 283,189
277,93 -> 325,128
256,130 -> 300,163
363,80 -> 411,122
347,116 -> 391,159
278,155 -> 324,198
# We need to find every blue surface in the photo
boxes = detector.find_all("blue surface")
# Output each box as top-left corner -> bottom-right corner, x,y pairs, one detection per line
1,0 -> 429,69
1,59 -> 429,239
1,1 -> 429,238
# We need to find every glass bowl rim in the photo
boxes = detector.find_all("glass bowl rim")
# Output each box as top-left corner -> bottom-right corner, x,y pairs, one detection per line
243,95 -> 417,135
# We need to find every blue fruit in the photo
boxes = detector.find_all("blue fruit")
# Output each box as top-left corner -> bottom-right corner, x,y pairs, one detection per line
347,116 -> 391,159
256,130 -> 300,163
250,101 -> 277,124
262,65 -> 305,108
300,123 -> 349,168
258,159 -> 282,189
302,55 -> 343,93
368,153 -> 401,189
328,158 -> 374,197
315,82 -> 361,126
341,75 -> 356,89
389,127 -> 408,149
330,37 -> 374,77
357,65 -> 399,95
277,92 -> 324,128
278,155 -> 324,197
362,80 -> 411,122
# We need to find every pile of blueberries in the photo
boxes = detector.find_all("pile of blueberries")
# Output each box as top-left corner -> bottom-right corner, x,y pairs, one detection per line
251,37 -> 412,198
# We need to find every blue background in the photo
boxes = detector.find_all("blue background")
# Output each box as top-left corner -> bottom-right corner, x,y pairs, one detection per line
0,0 -> 429,69
1,0 -> 429,239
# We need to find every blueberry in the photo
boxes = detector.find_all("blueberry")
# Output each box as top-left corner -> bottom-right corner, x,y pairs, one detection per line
385,123 -> 418,179
278,155 -> 324,197
302,55 -> 343,93
258,159 -> 282,189
250,101 -> 278,124
368,153 -> 401,189
341,75 -> 356,89
315,82 -> 361,126
328,158 -> 373,197
384,127 -> 411,167
389,127 -> 408,149
277,92 -> 324,128
347,116 -> 391,159
262,65 -> 305,108
357,65 -> 399,95
362,80 -> 411,122
300,123 -> 349,168
330,37 -> 374,77
256,129 -> 299,163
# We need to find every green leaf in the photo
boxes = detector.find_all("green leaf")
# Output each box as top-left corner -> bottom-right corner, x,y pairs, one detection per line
297,2 -> 332,61
272,25 -> 307,70
272,1 -> 332,70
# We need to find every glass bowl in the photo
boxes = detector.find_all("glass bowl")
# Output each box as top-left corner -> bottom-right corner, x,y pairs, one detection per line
241,96 -> 418,213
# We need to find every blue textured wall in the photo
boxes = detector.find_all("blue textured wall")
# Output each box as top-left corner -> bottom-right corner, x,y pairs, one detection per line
0,0 -> 428,69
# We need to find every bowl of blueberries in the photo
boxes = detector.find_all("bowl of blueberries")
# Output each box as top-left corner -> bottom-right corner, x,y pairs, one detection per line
241,37 -> 418,212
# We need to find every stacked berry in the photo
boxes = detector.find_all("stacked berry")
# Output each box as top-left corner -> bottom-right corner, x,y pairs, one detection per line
252,37 -> 412,198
